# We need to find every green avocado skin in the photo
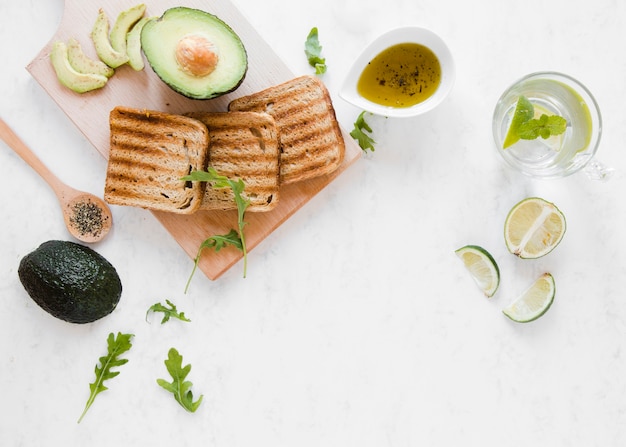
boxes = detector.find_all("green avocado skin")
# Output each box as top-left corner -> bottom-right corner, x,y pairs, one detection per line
18,240 -> 122,324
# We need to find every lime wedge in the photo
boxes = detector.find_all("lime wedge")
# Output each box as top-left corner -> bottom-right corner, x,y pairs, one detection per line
503,95 -> 534,149
504,197 -> 566,259
503,273 -> 555,322
455,245 -> 500,297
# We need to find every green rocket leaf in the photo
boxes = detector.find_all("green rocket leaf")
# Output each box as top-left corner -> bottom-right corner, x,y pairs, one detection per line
78,332 -> 133,423
146,299 -> 191,324
182,168 -> 250,286
350,111 -> 376,152
157,348 -> 203,413
305,27 -> 327,74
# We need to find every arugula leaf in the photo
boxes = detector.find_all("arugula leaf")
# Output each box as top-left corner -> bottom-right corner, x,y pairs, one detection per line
305,27 -> 327,74
157,348 -> 203,413
184,229 -> 242,293
181,168 -> 250,284
518,114 -> 567,140
146,299 -> 191,324
78,332 -> 133,423
350,111 -> 376,152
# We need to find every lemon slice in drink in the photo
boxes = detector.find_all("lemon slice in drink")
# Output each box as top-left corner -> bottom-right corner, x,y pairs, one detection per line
455,245 -> 500,297
503,273 -> 555,322
503,95 -> 534,149
504,197 -> 566,259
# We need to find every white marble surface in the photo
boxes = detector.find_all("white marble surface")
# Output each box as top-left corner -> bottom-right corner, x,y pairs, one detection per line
2,0 -> 626,445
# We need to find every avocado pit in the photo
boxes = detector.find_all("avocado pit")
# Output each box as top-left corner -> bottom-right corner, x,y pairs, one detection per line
176,34 -> 219,77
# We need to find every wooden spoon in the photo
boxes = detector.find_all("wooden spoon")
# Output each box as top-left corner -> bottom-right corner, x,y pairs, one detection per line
0,117 -> 112,243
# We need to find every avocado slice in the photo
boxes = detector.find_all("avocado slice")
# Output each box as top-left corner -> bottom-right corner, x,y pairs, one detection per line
50,41 -> 108,93
141,7 -> 248,100
126,16 -> 155,71
18,240 -> 122,324
66,37 -> 114,78
91,8 -> 129,68
110,3 -> 147,55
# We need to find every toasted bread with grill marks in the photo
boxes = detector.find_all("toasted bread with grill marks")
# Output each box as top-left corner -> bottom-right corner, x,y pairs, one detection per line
185,111 -> 280,212
104,106 -> 209,214
228,75 -> 345,184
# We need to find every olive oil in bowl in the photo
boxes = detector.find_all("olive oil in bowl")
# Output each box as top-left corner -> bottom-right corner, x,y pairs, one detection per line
357,43 -> 441,108
339,27 -> 455,118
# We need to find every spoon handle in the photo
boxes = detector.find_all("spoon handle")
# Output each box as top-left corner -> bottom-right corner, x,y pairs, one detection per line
0,117 -> 69,196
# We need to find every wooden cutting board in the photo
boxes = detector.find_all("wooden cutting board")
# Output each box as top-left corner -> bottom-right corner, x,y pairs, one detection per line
27,0 -> 362,280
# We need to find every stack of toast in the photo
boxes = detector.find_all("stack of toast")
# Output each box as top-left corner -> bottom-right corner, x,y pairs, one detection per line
104,75 -> 346,214
186,110 -> 281,212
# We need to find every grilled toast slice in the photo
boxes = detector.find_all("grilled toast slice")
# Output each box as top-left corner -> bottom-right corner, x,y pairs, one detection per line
104,106 -> 209,214
228,75 -> 345,184
186,111 -> 280,212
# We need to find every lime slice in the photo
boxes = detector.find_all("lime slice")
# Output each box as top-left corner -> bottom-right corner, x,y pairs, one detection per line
503,273 -> 555,322
504,197 -> 566,259
455,245 -> 500,297
503,95 -> 534,149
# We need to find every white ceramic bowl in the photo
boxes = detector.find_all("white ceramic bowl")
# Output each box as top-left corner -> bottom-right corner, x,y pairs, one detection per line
339,27 -> 455,118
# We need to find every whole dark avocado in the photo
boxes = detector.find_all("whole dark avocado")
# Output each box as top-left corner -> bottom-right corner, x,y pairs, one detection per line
18,240 -> 122,324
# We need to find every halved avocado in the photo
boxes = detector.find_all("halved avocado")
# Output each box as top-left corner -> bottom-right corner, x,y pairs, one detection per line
141,7 -> 248,100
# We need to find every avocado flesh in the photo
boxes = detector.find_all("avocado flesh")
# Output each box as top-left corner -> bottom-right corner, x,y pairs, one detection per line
141,7 -> 248,100
18,240 -> 122,324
